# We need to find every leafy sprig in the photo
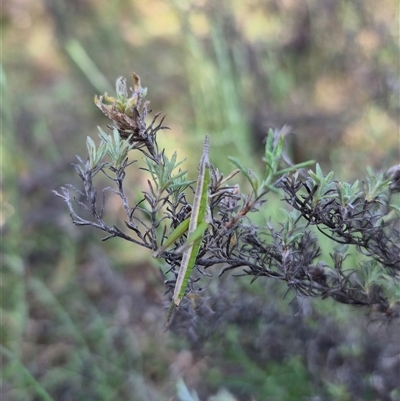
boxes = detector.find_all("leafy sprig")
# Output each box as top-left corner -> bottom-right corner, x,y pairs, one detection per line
55,72 -> 400,323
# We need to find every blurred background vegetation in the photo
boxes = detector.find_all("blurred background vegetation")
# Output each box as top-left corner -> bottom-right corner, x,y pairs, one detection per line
2,0 -> 399,400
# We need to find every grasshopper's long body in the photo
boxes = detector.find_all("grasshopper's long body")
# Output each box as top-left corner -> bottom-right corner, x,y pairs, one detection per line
172,136 -> 210,307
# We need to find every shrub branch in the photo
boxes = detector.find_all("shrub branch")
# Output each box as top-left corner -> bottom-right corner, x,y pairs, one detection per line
54,73 -> 400,321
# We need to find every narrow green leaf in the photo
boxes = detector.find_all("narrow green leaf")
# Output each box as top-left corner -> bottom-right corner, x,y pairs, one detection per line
228,156 -> 258,194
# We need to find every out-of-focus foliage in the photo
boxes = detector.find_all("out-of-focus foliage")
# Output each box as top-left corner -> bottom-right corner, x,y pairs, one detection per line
2,0 -> 399,400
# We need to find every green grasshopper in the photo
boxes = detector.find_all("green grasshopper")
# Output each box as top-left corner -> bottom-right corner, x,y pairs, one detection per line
153,136 -> 211,324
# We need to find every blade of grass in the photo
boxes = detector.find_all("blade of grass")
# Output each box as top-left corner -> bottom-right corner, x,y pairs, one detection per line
1,345 -> 55,401
65,39 -> 113,93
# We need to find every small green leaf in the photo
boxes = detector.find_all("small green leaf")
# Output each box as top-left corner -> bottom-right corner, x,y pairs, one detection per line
364,167 -> 391,203
86,135 -> 109,169
145,153 -> 189,194
228,156 -> 259,194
